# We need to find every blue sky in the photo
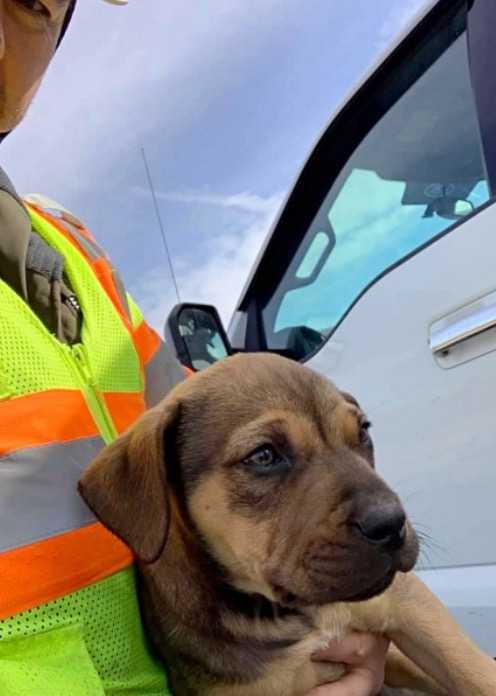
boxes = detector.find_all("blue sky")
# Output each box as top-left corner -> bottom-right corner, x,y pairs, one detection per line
2,0 -> 428,331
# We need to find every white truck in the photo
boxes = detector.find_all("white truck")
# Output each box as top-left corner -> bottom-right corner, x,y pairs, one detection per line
166,0 -> 496,656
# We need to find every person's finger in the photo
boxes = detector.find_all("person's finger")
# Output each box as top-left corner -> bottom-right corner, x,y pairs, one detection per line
306,667 -> 384,696
312,632 -> 389,666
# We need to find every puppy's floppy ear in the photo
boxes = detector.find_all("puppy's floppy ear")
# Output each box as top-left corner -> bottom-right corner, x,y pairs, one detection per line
78,399 -> 179,564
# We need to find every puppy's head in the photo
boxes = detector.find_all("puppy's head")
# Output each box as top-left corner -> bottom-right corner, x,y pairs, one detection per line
79,353 -> 418,607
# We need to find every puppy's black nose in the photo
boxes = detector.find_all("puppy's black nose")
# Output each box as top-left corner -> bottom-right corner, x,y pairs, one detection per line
354,504 -> 406,551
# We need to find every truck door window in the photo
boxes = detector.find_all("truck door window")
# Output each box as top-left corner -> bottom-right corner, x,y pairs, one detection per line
262,11 -> 490,360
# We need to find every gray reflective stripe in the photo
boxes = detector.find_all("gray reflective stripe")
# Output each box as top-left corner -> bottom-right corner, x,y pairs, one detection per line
144,341 -> 184,407
111,268 -> 132,321
0,436 -> 104,553
59,219 -> 104,261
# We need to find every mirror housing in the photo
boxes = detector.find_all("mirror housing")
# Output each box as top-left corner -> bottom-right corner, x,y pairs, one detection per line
165,303 -> 233,372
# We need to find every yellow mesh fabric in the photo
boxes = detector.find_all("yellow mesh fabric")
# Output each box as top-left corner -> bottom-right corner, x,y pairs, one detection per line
0,569 -> 170,696
29,208 -> 143,394
0,625 -> 105,696
127,294 -> 144,330
0,279 -> 78,396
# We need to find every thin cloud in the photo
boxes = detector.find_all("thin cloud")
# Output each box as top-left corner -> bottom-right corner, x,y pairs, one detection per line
133,186 -> 284,216
131,191 -> 283,331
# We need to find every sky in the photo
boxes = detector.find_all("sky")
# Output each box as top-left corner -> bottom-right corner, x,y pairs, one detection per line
2,0 -> 430,333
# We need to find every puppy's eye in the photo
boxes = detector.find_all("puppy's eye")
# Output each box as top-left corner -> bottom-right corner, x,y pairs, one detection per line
242,445 -> 287,475
359,420 -> 372,447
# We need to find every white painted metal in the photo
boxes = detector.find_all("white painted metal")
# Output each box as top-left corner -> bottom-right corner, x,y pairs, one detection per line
305,201 -> 496,651
417,565 -> 496,655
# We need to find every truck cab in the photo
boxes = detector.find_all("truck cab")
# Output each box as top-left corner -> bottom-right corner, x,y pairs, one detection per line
167,0 -> 496,655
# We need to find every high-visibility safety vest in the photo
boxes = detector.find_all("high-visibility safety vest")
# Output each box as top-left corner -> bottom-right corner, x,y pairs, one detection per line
0,203 -> 178,695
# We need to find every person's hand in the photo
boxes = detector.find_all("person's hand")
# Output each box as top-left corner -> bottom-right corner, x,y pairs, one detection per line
306,632 -> 389,696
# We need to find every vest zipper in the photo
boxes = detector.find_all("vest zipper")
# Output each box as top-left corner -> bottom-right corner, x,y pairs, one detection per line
69,344 -> 118,444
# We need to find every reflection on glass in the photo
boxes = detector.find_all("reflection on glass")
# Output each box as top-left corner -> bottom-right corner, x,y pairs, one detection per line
296,232 -> 331,279
178,308 -> 228,371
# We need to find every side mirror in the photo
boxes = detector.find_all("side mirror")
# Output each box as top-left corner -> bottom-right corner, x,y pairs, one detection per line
165,303 -> 232,372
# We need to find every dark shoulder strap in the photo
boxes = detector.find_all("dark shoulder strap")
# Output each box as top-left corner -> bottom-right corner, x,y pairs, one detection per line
0,167 -> 29,218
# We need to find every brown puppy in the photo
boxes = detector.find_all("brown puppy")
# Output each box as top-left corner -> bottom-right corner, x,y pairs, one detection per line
78,353 -> 492,696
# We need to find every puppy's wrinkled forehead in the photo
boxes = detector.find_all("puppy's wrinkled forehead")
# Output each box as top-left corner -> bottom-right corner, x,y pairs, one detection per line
183,352 -> 340,425
175,353 -> 349,483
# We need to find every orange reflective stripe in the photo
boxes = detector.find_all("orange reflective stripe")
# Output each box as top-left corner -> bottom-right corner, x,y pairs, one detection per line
133,320 -> 161,366
60,210 -> 95,241
0,391 -> 99,457
104,392 -> 146,434
92,257 -> 133,330
0,523 -> 133,620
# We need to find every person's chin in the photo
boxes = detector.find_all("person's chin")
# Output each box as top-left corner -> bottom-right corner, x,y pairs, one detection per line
0,97 -> 31,133
0,112 -> 24,132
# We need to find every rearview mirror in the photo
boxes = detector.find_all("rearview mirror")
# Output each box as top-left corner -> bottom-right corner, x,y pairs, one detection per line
165,304 -> 232,372
423,196 -> 475,221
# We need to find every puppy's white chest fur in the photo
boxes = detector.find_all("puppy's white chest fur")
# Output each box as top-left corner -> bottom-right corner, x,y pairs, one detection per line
309,588 -> 393,649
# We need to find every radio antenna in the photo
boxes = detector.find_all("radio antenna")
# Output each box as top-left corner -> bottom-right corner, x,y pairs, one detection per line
140,145 -> 181,304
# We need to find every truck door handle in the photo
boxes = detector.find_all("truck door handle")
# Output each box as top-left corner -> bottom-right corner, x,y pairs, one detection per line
430,302 -> 496,353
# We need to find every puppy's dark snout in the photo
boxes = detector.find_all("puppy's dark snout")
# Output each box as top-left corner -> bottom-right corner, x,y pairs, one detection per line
354,503 -> 406,551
